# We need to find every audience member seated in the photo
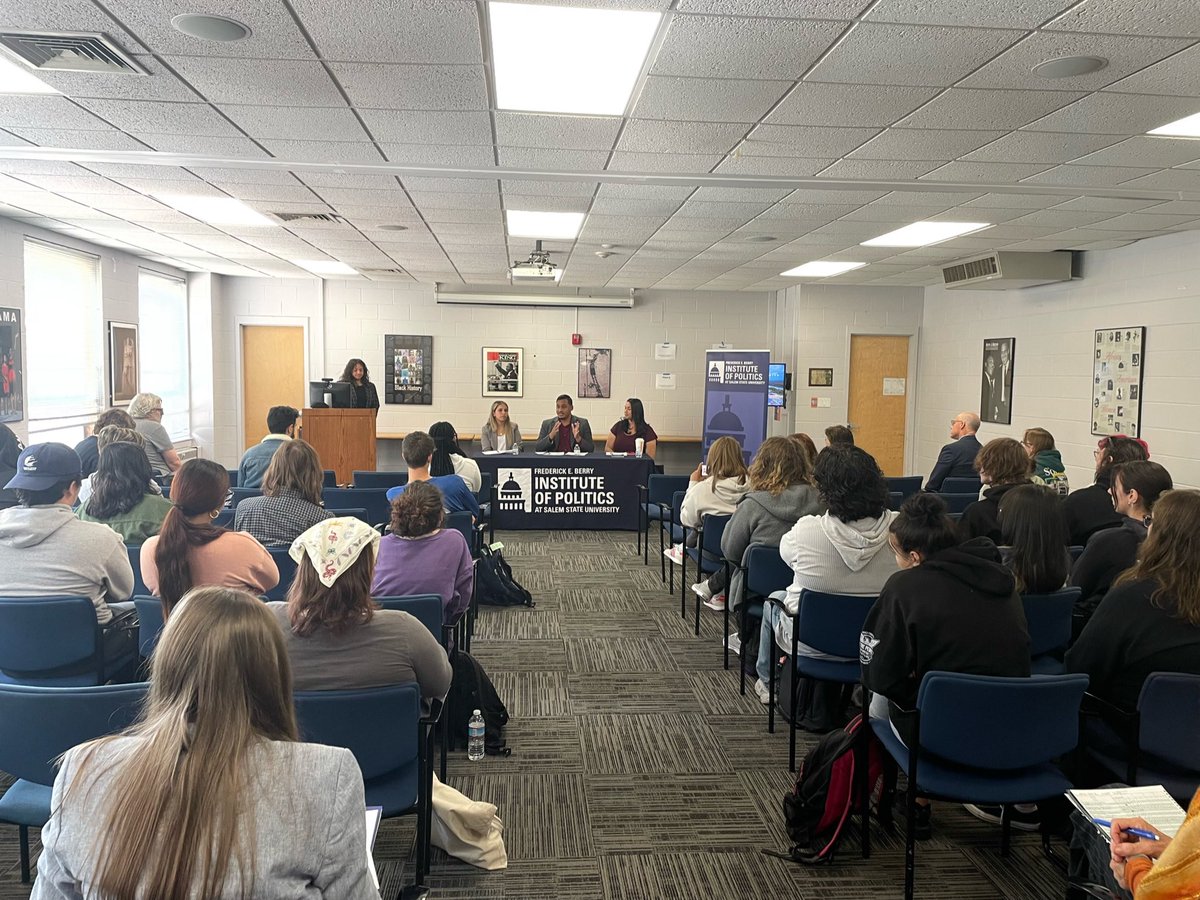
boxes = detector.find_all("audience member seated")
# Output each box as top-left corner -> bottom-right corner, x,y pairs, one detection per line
1022,427 -> 1069,496
960,438 -> 1033,543
754,445 -> 898,705
142,459 -> 278,615
925,411 -> 982,492
430,420 -> 481,493
1066,489 -> 1200,711
673,435 -> 750,608
996,483 -> 1070,595
605,398 -> 658,459
718,437 -> 824,621
1071,460 -> 1173,622
76,442 -> 172,544
0,423 -> 22,510
534,394 -> 594,453
824,424 -> 854,447
387,431 -> 479,519
234,440 -> 333,547
372,481 -> 474,627
0,443 -> 137,665
237,404 -> 299,489
127,391 -> 181,476
1065,434 -> 1150,547
480,400 -> 522,452
1109,789 -> 1200,898
73,407 -> 134,478
861,493 -> 1030,838
271,516 -> 451,701
788,432 -> 818,471
77,426 -> 155,506
35,586 -> 381,899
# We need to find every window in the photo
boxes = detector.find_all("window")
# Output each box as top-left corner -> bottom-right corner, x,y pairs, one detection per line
24,240 -> 103,444
138,270 -> 190,441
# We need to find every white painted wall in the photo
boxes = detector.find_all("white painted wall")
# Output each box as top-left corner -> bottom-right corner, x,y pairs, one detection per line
915,229 -> 1200,491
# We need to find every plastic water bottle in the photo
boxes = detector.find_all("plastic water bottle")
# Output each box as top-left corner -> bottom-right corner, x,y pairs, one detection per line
467,709 -> 486,761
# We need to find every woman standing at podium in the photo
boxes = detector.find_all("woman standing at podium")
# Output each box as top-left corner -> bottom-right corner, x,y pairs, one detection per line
336,358 -> 379,415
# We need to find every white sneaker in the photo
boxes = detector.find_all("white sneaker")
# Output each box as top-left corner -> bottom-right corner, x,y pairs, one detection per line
703,594 -> 726,611
663,544 -> 683,565
691,580 -> 713,601
725,633 -> 741,655
753,679 -> 771,705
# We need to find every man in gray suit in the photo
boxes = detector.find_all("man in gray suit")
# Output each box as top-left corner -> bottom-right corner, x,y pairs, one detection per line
535,394 -> 594,452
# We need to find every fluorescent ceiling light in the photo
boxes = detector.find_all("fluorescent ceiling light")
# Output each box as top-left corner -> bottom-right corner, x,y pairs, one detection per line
507,209 -> 584,240
780,261 -> 866,278
291,259 -> 359,276
153,195 -> 276,227
1148,111 -> 1200,138
489,1 -> 661,115
862,221 -> 991,247
0,54 -> 58,94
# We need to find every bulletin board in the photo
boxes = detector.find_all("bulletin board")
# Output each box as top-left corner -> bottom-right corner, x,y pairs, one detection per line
1091,326 -> 1144,438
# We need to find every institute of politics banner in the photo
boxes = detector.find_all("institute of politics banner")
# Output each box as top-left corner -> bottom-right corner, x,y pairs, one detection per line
702,349 -> 770,466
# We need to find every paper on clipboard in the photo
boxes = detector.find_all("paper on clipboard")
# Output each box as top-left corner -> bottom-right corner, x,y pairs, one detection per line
365,806 -> 382,889
1066,786 -> 1186,840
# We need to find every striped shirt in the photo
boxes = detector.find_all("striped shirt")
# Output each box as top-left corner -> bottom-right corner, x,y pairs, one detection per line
233,490 -> 333,548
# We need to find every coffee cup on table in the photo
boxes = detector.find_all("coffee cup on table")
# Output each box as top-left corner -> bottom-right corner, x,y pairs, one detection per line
635,437 -> 645,457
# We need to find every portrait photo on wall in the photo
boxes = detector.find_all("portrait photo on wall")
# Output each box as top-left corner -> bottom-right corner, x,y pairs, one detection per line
1092,326 -> 1145,437
980,337 -> 1015,425
384,334 -> 433,405
577,347 -> 612,399
108,322 -> 139,406
0,307 -> 23,423
483,347 -> 523,397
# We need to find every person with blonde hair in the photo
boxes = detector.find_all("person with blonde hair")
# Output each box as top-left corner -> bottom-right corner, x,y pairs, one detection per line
480,400 -> 523,452
959,437 -> 1033,543
788,433 -> 818,471
235,439 -> 333,547
33,586 -> 381,899
127,391 -> 181,476
666,436 -> 749,570
77,424 -> 152,506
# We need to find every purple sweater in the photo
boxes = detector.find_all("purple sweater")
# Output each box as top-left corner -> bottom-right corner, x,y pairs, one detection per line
371,529 -> 474,623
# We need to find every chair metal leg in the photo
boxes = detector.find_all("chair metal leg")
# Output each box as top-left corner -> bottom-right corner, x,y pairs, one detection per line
439,711 -> 448,783
768,639 -> 777,734
789,611 -> 800,771
694,575 -> 702,636
722,592 -> 730,670
679,549 -> 687,619
1000,804 -> 1012,858
904,778 -> 916,900
659,519 -> 666,583
739,632 -> 747,696
858,685 -> 871,858
19,825 -> 29,883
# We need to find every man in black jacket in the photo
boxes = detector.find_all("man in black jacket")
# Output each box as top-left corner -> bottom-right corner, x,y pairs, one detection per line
925,412 -> 982,492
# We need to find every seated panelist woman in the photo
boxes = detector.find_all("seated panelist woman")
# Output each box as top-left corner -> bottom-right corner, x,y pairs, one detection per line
481,401 -> 523,452
605,398 -> 658,459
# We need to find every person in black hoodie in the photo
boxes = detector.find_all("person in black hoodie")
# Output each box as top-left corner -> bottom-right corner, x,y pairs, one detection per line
1070,460 -> 1172,623
0,423 -> 21,510
959,437 -> 1033,544
1064,435 -> 1149,547
861,493 -> 1031,838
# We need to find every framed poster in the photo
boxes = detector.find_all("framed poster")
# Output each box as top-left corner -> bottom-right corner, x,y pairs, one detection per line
0,307 -> 22,423
578,347 -> 611,399
384,334 -> 433,405
980,337 -> 1015,425
483,347 -> 522,397
808,367 -> 833,387
108,322 -> 139,406
1092,327 -> 1145,438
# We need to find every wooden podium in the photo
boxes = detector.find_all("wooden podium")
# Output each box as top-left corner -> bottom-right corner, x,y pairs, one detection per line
302,408 -> 376,485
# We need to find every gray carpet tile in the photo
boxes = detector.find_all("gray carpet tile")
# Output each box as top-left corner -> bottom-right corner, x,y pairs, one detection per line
566,638 -> 679,674
577,713 -> 728,776
599,850 -> 802,900
558,590 -> 648,613
559,613 -> 662,640
568,673 -> 701,716
688,671 -> 771,716
474,608 -> 562,641
470,638 -> 568,672
450,773 -> 596,860
489,671 -> 571,718
445,717 -> 585,777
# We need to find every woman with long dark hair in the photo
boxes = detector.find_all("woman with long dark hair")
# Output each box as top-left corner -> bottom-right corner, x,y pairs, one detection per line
429,421 -> 481,493
997,483 -> 1070,594
77,442 -> 172,544
337,358 -> 379,414
606,398 -> 658,459
34,586 -> 381,899
141,459 -> 277,614
1065,434 -> 1150,545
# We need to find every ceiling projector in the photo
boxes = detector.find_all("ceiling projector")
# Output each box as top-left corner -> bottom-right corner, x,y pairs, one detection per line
510,241 -> 561,283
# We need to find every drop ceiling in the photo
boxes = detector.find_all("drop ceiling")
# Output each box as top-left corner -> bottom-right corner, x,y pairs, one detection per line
0,0 -> 1198,289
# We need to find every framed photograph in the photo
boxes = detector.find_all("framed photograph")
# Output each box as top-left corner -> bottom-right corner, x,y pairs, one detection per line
980,337 -> 1015,425
108,322 -> 139,406
483,347 -> 522,397
384,334 -> 433,405
1092,327 -> 1145,438
808,367 -> 833,387
578,347 -> 612,398
0,307 -> 22,423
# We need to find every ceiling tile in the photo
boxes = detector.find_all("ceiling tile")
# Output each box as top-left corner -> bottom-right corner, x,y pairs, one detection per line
618,120 -> 746,155
633,76 -> 789,123
742,124 -> 880,158
220,105 -> 369,141
187,166 -> 300,184
499,147 -> 609,170
895,88 -> 1085,130
165,57 -> 344,106
865,0 -> 1070,28
1018,165 -> 1157,186
5,128 -> 150,151
806,23 -> 1024,86
74,99 -> 242,136
766,82 -> 939,128
962,131 -> 1123,164
1004,208 -> 1118,228
503,179 -> 596,198
652,15 -> 846,79
360,109 -> 492,146
818,158 -> 942,180
919,160 -> 1054,182
713,155 -> 837,175
33,55 -> 200,102
1023,92 -> 1200,135
410,191 -> 500,210
1050,196 -> 1161,213
1115,169 -> 1200,190
292,0 -> 482,64
258,140 -> 385,163
590,197 -> 683,217
135,134 -> 269,158
1068,136 -> 1200,168
1044,0 -> 1200,37
297,173 -> 401,189
596,184 -> 694,201
606,151 -> 725,173
214,182 -> 324,203
405,177 -> 499,194
1089,212 -> 1200,231
0,96 -> 116,131
849,128 -> 1006,161
330,63 -> 488,110
494,113 -> 621,150
104,0 -> 315,58
1104,45 -> 1200,96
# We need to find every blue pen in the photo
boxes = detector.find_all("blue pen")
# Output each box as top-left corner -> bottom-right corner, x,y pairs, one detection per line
1093,818 -> 1160,841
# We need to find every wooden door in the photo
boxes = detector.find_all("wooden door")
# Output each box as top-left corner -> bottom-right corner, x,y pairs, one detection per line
848,335 -> 910,476
241,325 -> 305,451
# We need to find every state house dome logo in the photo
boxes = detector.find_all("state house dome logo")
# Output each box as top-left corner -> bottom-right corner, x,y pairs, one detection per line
497,470 -> 532,512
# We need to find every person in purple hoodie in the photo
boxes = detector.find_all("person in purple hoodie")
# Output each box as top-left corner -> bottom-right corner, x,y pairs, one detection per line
372,479 -> 474,624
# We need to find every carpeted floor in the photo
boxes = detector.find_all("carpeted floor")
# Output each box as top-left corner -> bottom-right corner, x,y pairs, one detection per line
0,529 -> 1065,898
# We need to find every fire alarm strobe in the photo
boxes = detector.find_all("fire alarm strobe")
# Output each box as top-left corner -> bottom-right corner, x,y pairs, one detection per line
571,333 -> 582,345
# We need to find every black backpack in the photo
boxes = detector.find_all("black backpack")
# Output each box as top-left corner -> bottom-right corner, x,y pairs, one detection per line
446,651 -> 511,756
771,714 -> 882,864
476,542 -> 534,607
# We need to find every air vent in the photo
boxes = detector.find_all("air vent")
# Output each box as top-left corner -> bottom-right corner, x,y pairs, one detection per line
942,256 -> 999,284
360,268 -> 410,280
0,31 -> 147,74
941,251 -> 1072,291
274,212 -> 347,224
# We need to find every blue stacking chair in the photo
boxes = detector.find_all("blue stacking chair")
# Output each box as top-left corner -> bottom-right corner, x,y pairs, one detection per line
1068,545 -> 1085,562
127,544 -> 150,597
226,468 -> 239,488
323,487 -> 392,530
886,476 -> 923,500
1022,588 -> 1079,675
133,596 -> 164,659
327,507 -> 369,524
476,472 -> 494,546
887,491 -> 904,511
322,469 -> 337,487
445,510 -> 484,559
264,547 -> 298,601
637,474 -> 689,563
942,476 -> 982,494
214,509 -> 234,528
294,683 -> 437,888
937,492 -> 979,515
871,672 -> 1089,900
0,682 -> 147,881
0,596 -> 139,687
353,470 -> 408,490
733,544 -> 793,681
683,513 -> 731,635
227,486 -> 262,509
663,489 -> 687,592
